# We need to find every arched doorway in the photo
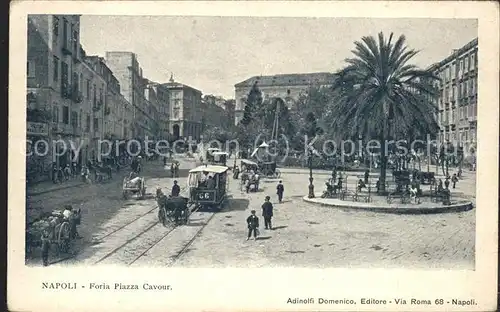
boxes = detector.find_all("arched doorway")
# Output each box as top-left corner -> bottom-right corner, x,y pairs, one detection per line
173,124 -> 180,139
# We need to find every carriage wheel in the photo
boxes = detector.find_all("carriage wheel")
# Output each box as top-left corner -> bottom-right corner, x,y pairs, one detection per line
57,222 -> 71,254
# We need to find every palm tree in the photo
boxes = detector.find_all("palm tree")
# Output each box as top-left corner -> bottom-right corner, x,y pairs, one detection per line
330,32 -> 439,193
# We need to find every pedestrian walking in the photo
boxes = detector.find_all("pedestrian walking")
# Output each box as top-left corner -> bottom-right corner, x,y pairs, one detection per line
262,196 -> 274,230
451,173 -> 458,189
276,180 -> 284,203
246,210 -> 259,240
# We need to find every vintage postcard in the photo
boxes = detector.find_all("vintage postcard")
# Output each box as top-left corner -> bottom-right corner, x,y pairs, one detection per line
8,1 -> 499,311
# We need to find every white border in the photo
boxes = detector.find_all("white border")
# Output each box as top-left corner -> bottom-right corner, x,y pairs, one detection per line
9,1 -> 499,311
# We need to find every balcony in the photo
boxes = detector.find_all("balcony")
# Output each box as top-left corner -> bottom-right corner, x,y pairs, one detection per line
51,123 -> 72,135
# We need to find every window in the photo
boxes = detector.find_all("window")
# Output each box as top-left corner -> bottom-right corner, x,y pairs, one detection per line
464,56 -> 469,71
465,130 -> 469,141
86,79 -> 91,98
444,87 -> 449,102
93,84 -> 97,107
52,56 -> 59,82
451,62 -> 455,78
71,111 -> 78,127
447,66 -> 451,81
62,106 -> 69,124
62,18 -> 68,47
52,106 -> 59,123
459,107 -> 464,120
470,78 -> 475,94
61,61 -> 69,94
445,133 -> 450,141
452,85 -> 456,100
27,61 -> 36,78
451,110 -> 456,123
86,114 -> 91,132
470,54 -> 475,69
72,72 -> 79,92
93,118 -> 99,131
52,16 -> 59,36
459,60 -> 463,72
80,74 -> 83,92
72,28 -> 78,53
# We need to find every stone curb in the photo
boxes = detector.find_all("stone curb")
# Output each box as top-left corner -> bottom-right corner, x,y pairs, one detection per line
302,194 -> 473,215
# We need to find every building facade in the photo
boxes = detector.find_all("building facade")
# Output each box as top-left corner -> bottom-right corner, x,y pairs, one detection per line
105,51 -> 152,139
147,82 -> 170,140
432,38 -> 478,153
234,72 -> 336,125
162,77 -> 203,140
27,14 -> 84,181
84,55 -> 125,142
80,52 -> 106,163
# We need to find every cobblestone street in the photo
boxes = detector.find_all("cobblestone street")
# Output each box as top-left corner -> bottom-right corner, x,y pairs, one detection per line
27,156 -> 476,269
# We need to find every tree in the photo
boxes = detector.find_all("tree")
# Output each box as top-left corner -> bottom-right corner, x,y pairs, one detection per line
330,32 -> 439,192
201,126 -> 233,144
239,82 -> 263,126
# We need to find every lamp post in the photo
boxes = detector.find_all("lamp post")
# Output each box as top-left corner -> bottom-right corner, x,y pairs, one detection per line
308,149 -> 315,198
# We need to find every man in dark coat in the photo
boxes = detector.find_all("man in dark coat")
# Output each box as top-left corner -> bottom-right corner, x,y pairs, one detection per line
246,210 -> 259,240
262,196 -> 274,230
171,180 -> 180,197
276,180 -> 284,203
131,157 -> 139,173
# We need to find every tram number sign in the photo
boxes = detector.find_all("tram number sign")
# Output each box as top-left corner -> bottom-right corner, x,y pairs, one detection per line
197,191 -> 214,201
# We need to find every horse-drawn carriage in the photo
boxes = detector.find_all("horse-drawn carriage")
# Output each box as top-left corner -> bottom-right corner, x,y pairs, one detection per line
240,159 -> 258,173
258,161 -> 281,178
205,148 -> 221,163
156,191 -> 190,226
122,174 -> 146,199
240,159 -> 260,192
187,165 -> 229,211
210,152 -> 229,166
26,208 -> 81,263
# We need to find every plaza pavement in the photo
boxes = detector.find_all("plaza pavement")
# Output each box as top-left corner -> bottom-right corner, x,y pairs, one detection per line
173,169 -> 475,269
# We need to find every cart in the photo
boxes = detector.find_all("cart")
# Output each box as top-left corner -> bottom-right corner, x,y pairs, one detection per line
122,176 -> 146,199
259,161 -> 281,178
25,210 -> 73,256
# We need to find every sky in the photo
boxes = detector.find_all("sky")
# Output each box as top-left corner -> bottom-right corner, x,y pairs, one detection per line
80,16 -> 477,99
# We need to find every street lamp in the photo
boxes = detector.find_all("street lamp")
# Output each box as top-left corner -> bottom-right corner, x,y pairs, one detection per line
308,149 -> 315,198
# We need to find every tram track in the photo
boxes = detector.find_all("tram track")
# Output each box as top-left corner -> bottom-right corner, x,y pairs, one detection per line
167,212 -> 216,265
91,187 -> 191,265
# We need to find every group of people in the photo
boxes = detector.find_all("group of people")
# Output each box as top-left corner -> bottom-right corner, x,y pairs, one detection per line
198,171 -> 217,189
245,180 -> 285,240
41,205 -> 81,266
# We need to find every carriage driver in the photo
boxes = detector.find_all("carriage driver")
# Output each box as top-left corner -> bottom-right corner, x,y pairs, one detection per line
171,180 -> 181,197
